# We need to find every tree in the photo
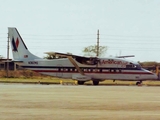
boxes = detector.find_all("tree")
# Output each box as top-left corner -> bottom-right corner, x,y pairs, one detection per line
82,45 -> 107,57
139,61 -> 158,67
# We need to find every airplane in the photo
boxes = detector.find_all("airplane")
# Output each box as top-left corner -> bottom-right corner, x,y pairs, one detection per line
8,27 -> 158,85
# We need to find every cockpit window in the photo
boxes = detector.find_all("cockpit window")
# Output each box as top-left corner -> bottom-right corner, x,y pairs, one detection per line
126,63 -> 141,69
135,65 -> 141,69
126,65 -> 133,68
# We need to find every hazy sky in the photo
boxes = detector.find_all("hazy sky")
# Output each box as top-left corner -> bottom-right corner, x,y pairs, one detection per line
1,0 -> 160,62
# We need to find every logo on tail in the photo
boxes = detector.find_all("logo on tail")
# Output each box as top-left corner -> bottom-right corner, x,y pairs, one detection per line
12,37 -> 19,52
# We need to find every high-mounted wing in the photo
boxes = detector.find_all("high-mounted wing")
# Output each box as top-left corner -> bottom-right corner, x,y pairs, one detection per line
116,55 -> 135,58
45,52 -> 99,62
45,52 -> 88,58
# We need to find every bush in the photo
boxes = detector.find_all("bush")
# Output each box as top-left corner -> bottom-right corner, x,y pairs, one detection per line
0,70 -> 43,78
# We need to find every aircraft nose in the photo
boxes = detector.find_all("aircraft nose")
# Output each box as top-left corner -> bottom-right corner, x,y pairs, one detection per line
157,73 -> 160,80
153,73 -> 158,80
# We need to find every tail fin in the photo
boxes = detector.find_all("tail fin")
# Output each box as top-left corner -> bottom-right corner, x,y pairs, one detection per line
8,27 -> 41,61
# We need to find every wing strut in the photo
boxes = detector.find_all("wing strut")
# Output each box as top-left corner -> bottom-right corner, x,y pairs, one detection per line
67,56 -> 84,75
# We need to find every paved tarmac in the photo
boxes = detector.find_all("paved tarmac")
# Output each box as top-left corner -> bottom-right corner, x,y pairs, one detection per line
0,84 -> 160,120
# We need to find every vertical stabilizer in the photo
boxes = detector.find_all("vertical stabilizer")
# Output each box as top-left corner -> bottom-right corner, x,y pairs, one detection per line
8,27 -> 41,61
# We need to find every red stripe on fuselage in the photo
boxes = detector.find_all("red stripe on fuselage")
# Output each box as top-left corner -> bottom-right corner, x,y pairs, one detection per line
32,70 -> 153,75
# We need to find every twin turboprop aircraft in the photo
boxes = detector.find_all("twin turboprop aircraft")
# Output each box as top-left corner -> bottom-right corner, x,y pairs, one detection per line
8,27 -> 158,85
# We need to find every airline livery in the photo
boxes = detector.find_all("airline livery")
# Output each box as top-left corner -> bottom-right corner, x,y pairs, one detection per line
8,27 -> 158,85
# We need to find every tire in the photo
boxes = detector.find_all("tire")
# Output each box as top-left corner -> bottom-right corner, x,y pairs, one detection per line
136,82 -> 140,85
93,81 -> 99,85
77,81 -> 85,85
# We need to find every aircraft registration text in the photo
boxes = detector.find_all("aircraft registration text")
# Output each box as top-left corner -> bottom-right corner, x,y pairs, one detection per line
28,61 -> 38,64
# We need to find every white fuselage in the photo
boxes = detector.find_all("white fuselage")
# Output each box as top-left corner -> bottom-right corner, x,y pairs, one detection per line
18,57 -> 158,81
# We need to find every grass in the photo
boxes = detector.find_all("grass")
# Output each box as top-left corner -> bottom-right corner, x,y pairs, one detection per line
0,77 -> 160,86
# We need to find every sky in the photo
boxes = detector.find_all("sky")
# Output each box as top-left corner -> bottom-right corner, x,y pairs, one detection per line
0,0 -> 160,62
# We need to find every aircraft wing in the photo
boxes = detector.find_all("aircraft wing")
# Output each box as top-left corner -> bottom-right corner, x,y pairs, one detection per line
116,55 -> 135,58
45,52 -> 97,59
45,52 -> 134,59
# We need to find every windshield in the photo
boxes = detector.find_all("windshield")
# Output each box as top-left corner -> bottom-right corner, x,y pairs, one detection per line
126,63 -> 141,69
134,64 -> 141,69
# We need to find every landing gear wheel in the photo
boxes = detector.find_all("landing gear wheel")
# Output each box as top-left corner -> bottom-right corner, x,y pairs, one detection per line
136,80 -> 142,86
93,81 -> 99,85
136,82 -> 140,85
77,81 -> 85,85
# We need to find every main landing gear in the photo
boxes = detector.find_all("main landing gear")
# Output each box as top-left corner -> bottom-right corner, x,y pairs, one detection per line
136,80 -> 142,86
77,80 -> 100,85
77,81 -> 85,85
92,81 -> 99,85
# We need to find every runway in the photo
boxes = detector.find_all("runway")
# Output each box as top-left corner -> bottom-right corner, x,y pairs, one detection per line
0,84 -> 160,120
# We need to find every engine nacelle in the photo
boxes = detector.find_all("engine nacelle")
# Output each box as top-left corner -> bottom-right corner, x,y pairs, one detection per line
72,74 -> 91,81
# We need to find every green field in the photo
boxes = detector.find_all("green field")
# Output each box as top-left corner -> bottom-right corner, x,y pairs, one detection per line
1,70 -> 160,86
0,77 -> 160,86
